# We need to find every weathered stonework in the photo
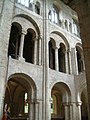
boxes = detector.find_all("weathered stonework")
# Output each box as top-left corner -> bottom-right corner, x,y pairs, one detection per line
0,0 -> 88,120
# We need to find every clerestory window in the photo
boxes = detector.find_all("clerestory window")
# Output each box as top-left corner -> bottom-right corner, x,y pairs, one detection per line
18,0 -> 33,8
52,5 -> 59,24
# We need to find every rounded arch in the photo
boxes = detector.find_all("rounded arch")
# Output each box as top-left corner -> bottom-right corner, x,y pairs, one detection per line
76,43 -> 84,73
4,73 -> 37,118
49,38 -> 56,70
8,73 -> 37,97
51,82 -> 71,102
50,31 -> 70,50
51,82 -> 71,119
12,22 -> 22,33
77,83 -> 88,120
8,22 -> 22,59
77,83 -> 87,102
13,14 -> 40,37
49,38 -> 56,49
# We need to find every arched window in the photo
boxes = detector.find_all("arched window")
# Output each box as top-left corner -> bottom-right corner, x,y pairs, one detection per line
76,47 -> 84,73
52,5 -> 59,24
17,0 -> 33,10
49,40 -> 55,70
65,20 -> 68,31
35,1 -> 40,15
51,97 -> 54,114
8,23 -> 21,59
51,95 -> 57,115
58,43 -> 66,73
23,30 -> 34,63
24,93 -> 29,113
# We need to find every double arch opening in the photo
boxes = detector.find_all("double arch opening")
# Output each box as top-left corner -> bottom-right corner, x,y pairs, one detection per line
8,15 -> 40,65
49,32 -> 69,73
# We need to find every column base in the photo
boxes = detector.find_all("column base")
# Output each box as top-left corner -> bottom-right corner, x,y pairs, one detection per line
18,57 -> 25,61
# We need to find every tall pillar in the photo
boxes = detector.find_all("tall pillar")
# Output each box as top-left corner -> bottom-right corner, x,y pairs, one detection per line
29,101 -> 34,120
77,102 -> 82,120
69,102 -> 77,120
42,0 -> 49,120
68,50 -> 72,74
65,50 -> 69,74
34,37 -> 38,65
0,0 -> 15,119
71,48 -> 78,75
63,103 -> 69,120
38,36 -> 42,65
55,47 -> 59,71
35,100 -> 39,120
18,30 -> 26,61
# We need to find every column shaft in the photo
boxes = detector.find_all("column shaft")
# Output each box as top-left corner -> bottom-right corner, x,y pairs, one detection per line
65,50 -> 69,73
55,47 -> 59,71
68,50 -> 72,74
34,39 -> 38,65
64,104 -> 69,120
39,37 -> 42,65
18,31 -> 26,60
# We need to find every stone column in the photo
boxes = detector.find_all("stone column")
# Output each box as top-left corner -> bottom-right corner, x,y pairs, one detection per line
55,47 -> 59,71
18,30 -> 26,61
75,48 -> 78,74
63,103 -> 69,120
65,50 -> 69,74
71,48 -> 78,75
35,100 -> 39,120
0,0 -> 15,119
67,21 -> 70,32
34,37 -> 38,65
38,36 -> 42,65
68,50 -> 72,74
29,101 -> 35,120
69,102 -> 77,120
77,102 -> 82,120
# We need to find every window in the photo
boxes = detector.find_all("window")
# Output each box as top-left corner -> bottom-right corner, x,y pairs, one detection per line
17,0 -> 33,8
52,5 -> 59,24
51,97 -> 54,114
24,93 -> 29,113
35,1 -> 40,15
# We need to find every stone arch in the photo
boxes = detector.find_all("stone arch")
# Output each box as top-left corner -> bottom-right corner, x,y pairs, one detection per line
50,31 -> 70,50
4,73 -> 37,119
11,14 -> 41,64
13,14 -> 40,37
77,83 -> 88,120
76,43 -> 84,73
51,82 -> 71,102
35,1 -> 41,15
49,38 -> 56,70
51,82 -> 71,119
8,22 -> 22,59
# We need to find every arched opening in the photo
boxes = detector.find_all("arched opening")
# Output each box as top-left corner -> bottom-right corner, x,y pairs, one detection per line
23,29 -> 35,64
17,0 -> 33,10
81,90 -> 88,120
8,23 -> 21,59
49,39 -> 55,70
58,43 -> 66,73
65,20 -> 68,31
35,1 -> 40,15
51,82 -> 71,120
4,73 -> 36,120
52,5 -> 59,24
76,46 -> 84,73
